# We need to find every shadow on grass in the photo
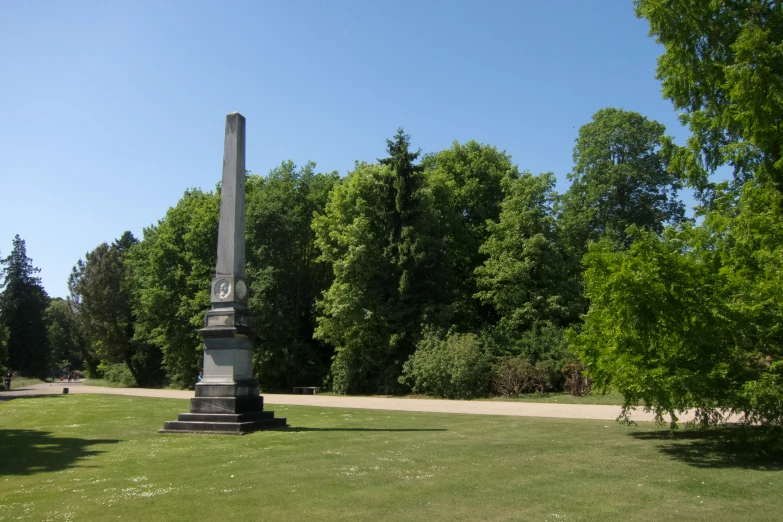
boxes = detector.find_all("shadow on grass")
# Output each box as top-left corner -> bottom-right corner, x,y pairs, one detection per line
0,429 -> 120,476
0,394 -> 68,403
287,427 -> 447,432
631,426 -> 783,470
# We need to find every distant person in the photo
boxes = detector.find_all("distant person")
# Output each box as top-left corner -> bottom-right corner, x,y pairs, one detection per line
197,371 -> 203,383
4,370 -> 12,391
72,371 -> 79,382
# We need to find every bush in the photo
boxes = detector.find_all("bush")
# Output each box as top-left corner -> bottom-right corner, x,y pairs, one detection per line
482,321 -> 571,390
534,360 -> 560,392
563,362 -> 592,397
97,362 -> 137,387
491,357 -> 535,397
491,357 -> 560,396
400,329 -> 491,399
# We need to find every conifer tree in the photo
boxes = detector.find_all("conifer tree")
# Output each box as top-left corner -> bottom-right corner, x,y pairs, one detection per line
0,235 -> 50,378
314,130 -> 446,393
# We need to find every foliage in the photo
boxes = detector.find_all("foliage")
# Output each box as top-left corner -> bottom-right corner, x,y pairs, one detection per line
69,232 -> 163,386
559,108 -> 685,251
97,361 -> 138,387
491,357 -> 536,397
0,322 -> 8,370
705,181 -> 783,426
572,228 -> 734,425
129,189 -> 219,388
476,172 -> 579,358
400,328 -> 491,399
635,0 -> 783,196
488,357 -> 561,395
422,141 -> 519,328
482,322 -> 572,394
245,162 -> 339,391
130,166 -> 338,390
314,130 -> 448,394
44,298 -> 86,374
0,235 -> 50,378
563,362 -> 592,397
574,181 -> 783,426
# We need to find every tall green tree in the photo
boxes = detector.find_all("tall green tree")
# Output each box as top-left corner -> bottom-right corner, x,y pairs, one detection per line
422,141 -> 519,329
130,167 -> 338,390
245,161 -> 339,390
635,0 -> 783,197
574,180 -> 783,427
560,108 -> 686,252
0,322 -> 8,371
45,297 -> 88,374
69,232 -> 163,386
0,249 -> 6,371
314,130 -> 447,393
0,235 -> 50,378
129,189 -> 219,387
476,172 -> 580,356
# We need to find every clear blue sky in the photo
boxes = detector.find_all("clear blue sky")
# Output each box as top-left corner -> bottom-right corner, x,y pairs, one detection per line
1,1 -> 688,298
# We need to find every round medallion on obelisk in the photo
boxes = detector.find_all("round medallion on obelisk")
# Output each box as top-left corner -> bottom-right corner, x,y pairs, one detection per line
235,279 -> 247,300
215,279 -> 231,300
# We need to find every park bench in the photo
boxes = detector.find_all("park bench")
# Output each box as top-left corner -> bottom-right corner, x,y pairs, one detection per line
292,386 -> 320,395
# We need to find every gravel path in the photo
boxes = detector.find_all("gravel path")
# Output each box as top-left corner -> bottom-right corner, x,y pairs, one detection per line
1,381 -> 683,423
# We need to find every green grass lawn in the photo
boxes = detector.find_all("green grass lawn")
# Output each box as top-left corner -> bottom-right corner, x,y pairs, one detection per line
1,395 -> 781,521
5,376 -> 47,390
484,390 -> 627,405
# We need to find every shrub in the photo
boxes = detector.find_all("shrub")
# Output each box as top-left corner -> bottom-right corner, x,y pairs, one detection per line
534,360 -> 560,392
97,362 -> 137,387
563,362 -> 592,397
492,357 -> 534,397
492,357 -> 561,396
400,329 -> 491,399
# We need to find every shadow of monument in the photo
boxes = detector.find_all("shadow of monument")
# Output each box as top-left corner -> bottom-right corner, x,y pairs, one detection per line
0,429 -> 120,476
630,427 -> 783,470
286,427 -> 447,433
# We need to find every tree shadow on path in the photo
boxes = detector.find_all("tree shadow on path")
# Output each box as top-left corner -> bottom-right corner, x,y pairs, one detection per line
630,426 -> 783,471
0,429 -> 120,476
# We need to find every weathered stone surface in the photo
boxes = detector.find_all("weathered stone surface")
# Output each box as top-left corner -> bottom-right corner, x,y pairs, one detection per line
199,337 -> 255,386
190,396 -> 263,414
160,416 -> 286,435
194,380 -> 259,398
177,411 -> 274,423
216,112 -> 247,283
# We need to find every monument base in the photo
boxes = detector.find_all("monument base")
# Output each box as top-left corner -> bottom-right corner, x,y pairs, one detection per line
159,383 -> 287,435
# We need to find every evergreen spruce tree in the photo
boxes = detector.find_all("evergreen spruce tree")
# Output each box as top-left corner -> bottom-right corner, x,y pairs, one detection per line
0,235 -> 50,378
314,129 -> 446,393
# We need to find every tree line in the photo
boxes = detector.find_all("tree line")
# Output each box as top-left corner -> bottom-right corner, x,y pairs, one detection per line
1,1 -> 781,427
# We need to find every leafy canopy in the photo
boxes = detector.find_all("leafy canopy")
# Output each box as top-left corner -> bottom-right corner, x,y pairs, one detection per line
314,130 -> 447,394
560,107 -> 685,250
635,0 -> 783,196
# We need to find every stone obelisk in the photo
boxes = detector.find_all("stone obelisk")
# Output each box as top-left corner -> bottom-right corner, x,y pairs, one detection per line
160,113 -> 286,434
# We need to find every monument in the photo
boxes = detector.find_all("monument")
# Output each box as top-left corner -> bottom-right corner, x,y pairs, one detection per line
160,113 -> 287,434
